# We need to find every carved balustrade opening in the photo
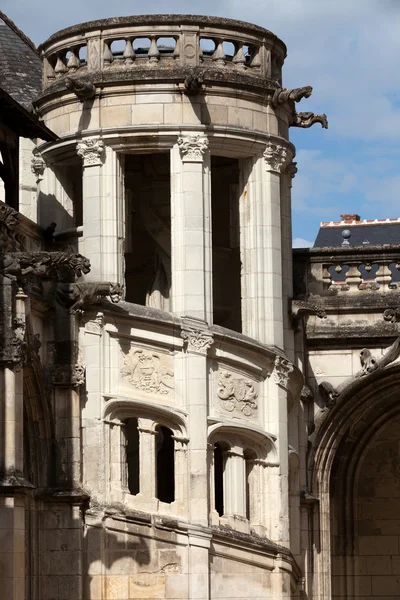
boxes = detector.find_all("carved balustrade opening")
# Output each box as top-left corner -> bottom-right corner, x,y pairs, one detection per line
325,260 -> 400,292
38,15 -> 286,89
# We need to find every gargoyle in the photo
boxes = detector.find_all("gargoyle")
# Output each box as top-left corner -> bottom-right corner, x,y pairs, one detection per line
272,86 -> 313,106
53,281 -> 124,313
359,349 -> 378,376
183,69 -> 204,96
291,112 -> 328,129
291,299 -> 327,323
318,381 -> 339,409
0,251 -> 90,281
65,77 -> 95,102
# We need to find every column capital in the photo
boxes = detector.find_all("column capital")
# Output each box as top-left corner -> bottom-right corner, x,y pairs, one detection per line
77,136 -> 105,167
263,141 -> 289,173
177,134 -> 209,162
181,318 -> 213,355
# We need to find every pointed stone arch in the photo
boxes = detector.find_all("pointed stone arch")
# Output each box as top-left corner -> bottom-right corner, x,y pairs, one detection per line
309,364 -> 400,599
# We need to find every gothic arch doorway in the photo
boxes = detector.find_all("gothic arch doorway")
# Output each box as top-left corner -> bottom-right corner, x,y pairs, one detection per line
310,366 -> 400,599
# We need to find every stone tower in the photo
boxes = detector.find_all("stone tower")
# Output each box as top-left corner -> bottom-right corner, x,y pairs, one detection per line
1,14 -> 329,600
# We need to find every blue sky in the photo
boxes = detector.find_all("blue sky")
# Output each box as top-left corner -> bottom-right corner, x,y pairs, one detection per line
4,0 -> 400,246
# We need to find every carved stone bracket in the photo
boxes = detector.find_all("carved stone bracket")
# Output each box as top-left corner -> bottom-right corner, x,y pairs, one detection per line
285,161 -> 298,179
53,281 -> 123,314
183,69 -> 204,96
51,363 -> 86,387
77,137 -> 105,167
217,369 -> 258,417
272,86 -> 313,106
31,148 -> 47,182
65,76 -> 95,102
263,142 -> 288,173
291,112 -> 328,129
383,307 -> 400,323
177,135 -> 209,162
272,356 -> 294,390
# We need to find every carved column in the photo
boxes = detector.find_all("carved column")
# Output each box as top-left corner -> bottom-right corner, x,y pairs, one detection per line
137,418 -> 157,508
239,140 -> 290,348
0,285 -> 27,600
170,134 -> 212,322
223,446 -> 246,519
179,317 -> 213,525
281,161 -> 297,361
78,138 -> 124,283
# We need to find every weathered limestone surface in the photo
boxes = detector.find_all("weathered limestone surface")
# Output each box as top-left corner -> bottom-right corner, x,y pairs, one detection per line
5,11 -> 400,600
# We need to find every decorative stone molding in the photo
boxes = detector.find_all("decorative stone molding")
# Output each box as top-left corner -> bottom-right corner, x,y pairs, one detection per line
0,204 -> 23,252
31,148 -> 47,182
217,369 -> 258,417
383,307 -> 400,323
1,314 -> 27,370
272,356 -> 294,390
263,142 -> 288,173
1,251 -> 91,282
85,312 -> 104,335
77,137 -> 105,167
177,135 -> 209,162
272,86 -> 313,106
53,281 -> 123,314
51,363 -> 86,387
121,347 -> 174,395
181,326 -> 213,355
291,112 -> 328,129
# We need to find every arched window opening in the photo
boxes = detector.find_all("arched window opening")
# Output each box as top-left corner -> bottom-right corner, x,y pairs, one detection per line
125,418 -> 140,495
214,443 -> 225,516
244,449 -> 257,521
156,425 -> 175,503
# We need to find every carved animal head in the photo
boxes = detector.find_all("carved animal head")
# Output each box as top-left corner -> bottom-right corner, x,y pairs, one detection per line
109,283 -> 124,303
360,349 -> 378,375
69,254 -> 91,277
290,86 -> 313,102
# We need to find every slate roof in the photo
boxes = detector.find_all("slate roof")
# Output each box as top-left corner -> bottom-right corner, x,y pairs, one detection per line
0,11 -> 41,109
314,222 -> 400,247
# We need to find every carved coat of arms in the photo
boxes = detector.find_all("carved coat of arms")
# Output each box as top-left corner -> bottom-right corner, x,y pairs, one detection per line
121,348 -> 174,395
217,370 -> 258,417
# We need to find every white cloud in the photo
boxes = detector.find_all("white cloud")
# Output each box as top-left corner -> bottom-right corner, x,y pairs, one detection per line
292,237 -> 313,248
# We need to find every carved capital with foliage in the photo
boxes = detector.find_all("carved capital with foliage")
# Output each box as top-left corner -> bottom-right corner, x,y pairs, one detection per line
77,137 -> 105,167
177,135 -> 209,162
263,142 -> 288,173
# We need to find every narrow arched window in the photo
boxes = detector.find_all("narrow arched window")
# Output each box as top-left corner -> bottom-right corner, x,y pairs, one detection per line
125,418 -> 140,495
244,449 -> 257,521
156,426 -> 175,503
214,443 -> 224,516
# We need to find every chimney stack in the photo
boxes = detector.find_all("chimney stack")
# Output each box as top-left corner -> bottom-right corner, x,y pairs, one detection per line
340,214 -> 361,223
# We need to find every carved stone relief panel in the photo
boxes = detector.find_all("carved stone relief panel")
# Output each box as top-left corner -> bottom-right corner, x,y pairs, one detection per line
121,345 -> 174,397
214,366 -> 259,419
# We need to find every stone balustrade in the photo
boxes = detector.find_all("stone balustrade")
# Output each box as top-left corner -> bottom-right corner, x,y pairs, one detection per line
38,14 -> 286,89
294,246 -> 400,296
